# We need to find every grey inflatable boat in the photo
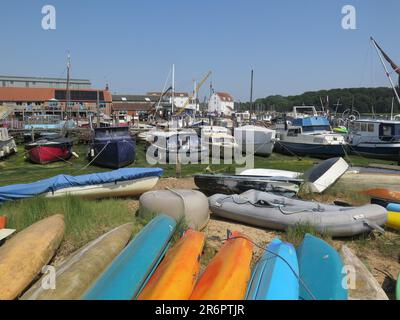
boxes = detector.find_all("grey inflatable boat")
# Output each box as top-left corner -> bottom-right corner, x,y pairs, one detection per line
209,190 -> 387,237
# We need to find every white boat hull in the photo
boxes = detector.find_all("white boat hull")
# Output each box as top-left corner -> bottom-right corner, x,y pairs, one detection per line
44,177 -> 160,199
240,168 -> 301,179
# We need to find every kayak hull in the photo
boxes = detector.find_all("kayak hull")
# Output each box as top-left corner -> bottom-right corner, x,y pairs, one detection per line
83,214 -> 176,300
138,229 -> 205,300
190,231 -> 253,300
21,223 -> 133,300
0,215 -> 65,300
297,234 -> 347,300
246,238 -> 299,300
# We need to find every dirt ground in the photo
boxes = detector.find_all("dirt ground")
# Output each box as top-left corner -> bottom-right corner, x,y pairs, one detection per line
149,177 -> 400,300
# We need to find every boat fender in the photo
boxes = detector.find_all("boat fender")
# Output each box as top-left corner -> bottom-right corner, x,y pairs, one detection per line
90,149 -> 95,157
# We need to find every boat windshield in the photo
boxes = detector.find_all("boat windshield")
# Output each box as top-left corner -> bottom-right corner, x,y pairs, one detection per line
302,125 -> 331,132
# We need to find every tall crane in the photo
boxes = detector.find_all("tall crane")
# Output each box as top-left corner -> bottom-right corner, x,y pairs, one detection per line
174,70 -> 212,116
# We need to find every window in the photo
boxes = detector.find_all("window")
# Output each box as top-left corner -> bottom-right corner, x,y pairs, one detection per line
361,123 -> 367,132
368,124 -> 374,132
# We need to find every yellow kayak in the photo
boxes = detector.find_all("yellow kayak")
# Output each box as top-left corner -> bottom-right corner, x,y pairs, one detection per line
190,231 -> 253,300
387,211 -> 400,230
138,229 -> 205,300
0,214 -> 65,300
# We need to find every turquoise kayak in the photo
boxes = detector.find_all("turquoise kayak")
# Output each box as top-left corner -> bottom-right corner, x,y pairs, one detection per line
387,203 -> 400,212
83,214 -> 176,300
246,238 -> 299,300
297,234 -> 347,300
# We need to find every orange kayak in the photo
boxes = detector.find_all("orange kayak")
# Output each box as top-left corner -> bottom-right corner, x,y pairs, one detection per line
190,231 -> 253,300
0,216 -> 7,229
364,188 -> 400,203
137,229 -> 205,300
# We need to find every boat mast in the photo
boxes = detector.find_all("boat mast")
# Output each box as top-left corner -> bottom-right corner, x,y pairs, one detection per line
171,64 -> 175,116
250,69 -> 254,115
66,53 -> 71,119
371,37 -> 400,107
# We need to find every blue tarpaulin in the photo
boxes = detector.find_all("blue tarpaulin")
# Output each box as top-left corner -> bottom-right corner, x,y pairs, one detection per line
0,168 -> 163,203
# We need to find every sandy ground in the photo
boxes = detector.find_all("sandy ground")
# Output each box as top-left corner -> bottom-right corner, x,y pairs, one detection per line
150,177 -> 400,300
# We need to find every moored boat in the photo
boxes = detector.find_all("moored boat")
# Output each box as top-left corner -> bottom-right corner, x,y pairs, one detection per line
194,174 -> 302,197
347,119 -> 400,161
89,126 -> 135,169
275,106 -> 348,158
0,168 -> 163,203
25,137 -> 73,164
0,128 -> 17,159
234,125 -> 276,157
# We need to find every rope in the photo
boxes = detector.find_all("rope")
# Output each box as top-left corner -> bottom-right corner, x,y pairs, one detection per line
218,234 -> 317,300
75,141 -> 110,172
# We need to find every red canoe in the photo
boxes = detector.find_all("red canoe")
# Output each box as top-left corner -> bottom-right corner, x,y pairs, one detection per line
25,138 -> 73,164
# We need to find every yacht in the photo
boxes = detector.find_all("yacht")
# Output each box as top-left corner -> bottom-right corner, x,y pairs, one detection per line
275,106 -> 347,158
202,132 -> 239,159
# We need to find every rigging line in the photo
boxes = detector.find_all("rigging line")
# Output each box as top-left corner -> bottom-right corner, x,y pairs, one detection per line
74,140 -> 110,172
216,235 -> 317,300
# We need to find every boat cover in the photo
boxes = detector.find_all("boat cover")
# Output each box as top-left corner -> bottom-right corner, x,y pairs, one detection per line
0,168 -> 163,203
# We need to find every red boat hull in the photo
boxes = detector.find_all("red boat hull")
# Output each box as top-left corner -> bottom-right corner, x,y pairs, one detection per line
27,145 -> 72,164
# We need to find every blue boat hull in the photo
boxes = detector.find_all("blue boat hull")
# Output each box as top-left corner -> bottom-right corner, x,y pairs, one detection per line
91,139 -> 135,169
297,234 -> 347,300
246,238 -> 299,300
350,144 -> 400,161
275,142 -> 347,158
83,214 -> 176,300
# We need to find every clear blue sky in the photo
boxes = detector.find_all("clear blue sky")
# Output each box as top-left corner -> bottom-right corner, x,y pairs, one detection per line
0,0 -> 399,101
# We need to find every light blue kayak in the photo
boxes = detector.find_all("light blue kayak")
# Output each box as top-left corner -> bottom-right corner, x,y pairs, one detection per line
297,234 -> 347,300
83,214 -> 176,300
246,238 -> 299,300
387,203 -> 400,212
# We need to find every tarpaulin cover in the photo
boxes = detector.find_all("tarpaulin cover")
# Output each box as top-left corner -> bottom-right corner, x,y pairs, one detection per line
0,168 -> 163,203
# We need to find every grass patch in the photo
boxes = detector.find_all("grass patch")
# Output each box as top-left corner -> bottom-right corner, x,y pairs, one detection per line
1,195 -> 139,257
283,223 -> 332,247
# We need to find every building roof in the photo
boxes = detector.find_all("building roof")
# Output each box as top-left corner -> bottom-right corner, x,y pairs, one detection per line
112,94 -> 159,103
147,92 -> 189,97
0,75 -> 91,84
215,92 -> 234,102
112,103 -> 153,112
0,87 -> 112,102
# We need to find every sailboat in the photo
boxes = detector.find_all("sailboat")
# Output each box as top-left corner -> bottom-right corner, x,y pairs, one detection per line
347,38 -> 400,160
25,55 -> 74,164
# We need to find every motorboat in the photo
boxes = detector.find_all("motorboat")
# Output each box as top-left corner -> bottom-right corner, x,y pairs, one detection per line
0,128 -> 17,159
275,106 -> 348,158
89,126 -> 135,169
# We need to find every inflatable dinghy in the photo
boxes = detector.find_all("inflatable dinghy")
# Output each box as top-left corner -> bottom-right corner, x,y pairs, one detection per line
139,189 -> 210,230
209,190 -> 387,237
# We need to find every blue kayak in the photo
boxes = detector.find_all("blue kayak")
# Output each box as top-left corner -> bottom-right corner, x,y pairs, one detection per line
387,203 -> 400,212
246,238 -> 299,300
297,234 -> 347,300
83,214 -> 176,300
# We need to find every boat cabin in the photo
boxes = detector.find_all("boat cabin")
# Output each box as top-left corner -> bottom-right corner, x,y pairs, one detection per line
349,119 -> 400,143
291,117 -> 332,134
